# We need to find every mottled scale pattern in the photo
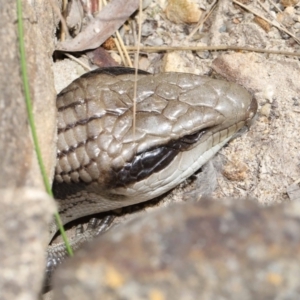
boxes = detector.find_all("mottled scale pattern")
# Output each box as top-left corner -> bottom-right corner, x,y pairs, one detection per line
56,69 -> 255,188
50,67 -> 257,239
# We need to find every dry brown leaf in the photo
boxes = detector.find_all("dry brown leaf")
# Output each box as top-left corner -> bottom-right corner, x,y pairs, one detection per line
86,47 -> 119,67
56,0 -> 139,52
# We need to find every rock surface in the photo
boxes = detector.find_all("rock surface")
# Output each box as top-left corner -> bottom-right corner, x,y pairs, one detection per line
0,1 -> 57,299
52,198 -> 300,300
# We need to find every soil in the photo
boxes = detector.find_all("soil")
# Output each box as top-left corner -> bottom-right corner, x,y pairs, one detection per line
54,0 -> 300,211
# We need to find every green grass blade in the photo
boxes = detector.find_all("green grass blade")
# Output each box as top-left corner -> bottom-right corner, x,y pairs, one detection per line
16,0 -> 73,257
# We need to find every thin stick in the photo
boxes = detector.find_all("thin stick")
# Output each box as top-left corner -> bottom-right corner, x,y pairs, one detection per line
185,0 -> 218,41
102,0 -> 132,67
114,35 -> 127,66
64,53 -> 92,71
122,45 -> 300,57
115,30 -> 133,67
267,0 -> 282,13
133,0 -> 143,140
233,0 -> 300,44
49,0 -> 70,41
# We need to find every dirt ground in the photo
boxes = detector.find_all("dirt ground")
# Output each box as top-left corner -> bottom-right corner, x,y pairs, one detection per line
53,0 -> 300,210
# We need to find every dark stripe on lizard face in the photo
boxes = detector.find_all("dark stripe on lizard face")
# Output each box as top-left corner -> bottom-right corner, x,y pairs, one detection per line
108,129 -> 208,188
54,128 -> 208,196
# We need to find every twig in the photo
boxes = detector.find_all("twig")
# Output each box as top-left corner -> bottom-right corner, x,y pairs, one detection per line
132,0 -> 143,140
49,0 -> 70,40
185,0 -> 218,42
233,0 -> 300,45
102,0 -> 132,67
64,53 -> 92,71
122,45 -> 300,57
